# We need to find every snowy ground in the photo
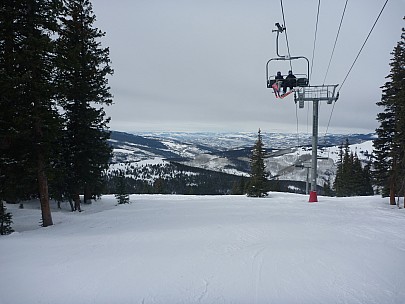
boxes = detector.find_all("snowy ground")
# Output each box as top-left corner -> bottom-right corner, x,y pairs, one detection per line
2,193 -> 405,304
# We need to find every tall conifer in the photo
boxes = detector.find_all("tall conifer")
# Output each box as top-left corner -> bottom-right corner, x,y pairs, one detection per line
0,202 -> 14,235
247,129 -> 269,197
374,18 -> 405,204
333,143 -> 344,196
334,140 -> 373,197
0,0 -> 61,226
55,0 -> 113,209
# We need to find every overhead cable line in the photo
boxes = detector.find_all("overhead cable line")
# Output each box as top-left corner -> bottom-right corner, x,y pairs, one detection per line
322,0 -> 348,144
310,0 -> 321,81
338,0 -> 389,93
280,0 -> 293,71
323,101 -> 337,140
324,0 -> 389,139
322,0 -> 349,85
306,0 -> 321,135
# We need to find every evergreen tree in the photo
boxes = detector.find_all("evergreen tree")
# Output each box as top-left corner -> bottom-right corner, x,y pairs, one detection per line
348,152 -> 358,195
0,0 -> 62,226
333,142 -> 344,196
352,153 -> 367,196
362,162 -> 374,196
55,0 -> 113,210
0,202 -> 14,235
115,171 -> 130,204
323,176 -> 333,196
342,139 -> 352,196
334,140 -> 374,197
393,20 -> 405,204
373,18 -> 405,205
247,129 -> 269,197
231,177 -> 246,195
153,178 -> 165,194
0,1 -> 29,204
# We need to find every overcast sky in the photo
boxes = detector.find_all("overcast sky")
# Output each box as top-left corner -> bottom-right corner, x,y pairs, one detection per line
92,0 -> 404,134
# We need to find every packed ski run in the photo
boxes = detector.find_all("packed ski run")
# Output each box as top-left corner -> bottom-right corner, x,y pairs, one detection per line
2,192 -> 405,304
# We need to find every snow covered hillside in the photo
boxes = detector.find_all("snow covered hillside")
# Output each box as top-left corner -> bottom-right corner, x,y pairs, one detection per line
108,131 -> 375,188
2,193 -> 405,304
267,140 -> 374,186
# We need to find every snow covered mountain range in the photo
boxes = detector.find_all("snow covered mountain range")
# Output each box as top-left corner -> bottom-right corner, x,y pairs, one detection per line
108,131 -> 375,187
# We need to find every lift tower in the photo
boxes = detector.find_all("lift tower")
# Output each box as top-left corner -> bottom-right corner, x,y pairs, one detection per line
295,86 -> 339,202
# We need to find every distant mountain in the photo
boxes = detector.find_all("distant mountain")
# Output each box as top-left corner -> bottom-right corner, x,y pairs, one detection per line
136,131 -> 375,150
108,131 -> 375,193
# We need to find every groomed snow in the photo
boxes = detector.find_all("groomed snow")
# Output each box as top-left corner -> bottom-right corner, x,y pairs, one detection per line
2,193 -> 405,303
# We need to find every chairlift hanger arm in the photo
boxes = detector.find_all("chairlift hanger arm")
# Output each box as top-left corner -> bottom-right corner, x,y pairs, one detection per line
269,23 -> 310,75
272,23 -> 286,58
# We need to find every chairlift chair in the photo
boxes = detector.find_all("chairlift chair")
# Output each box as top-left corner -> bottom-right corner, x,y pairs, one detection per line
266,23 -> 310,91
266,56 -> 310,89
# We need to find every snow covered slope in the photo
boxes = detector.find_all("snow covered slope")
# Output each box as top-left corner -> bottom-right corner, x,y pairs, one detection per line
2,193 -> 405,303
109,131 -> 375,186
267,140 -> 374,186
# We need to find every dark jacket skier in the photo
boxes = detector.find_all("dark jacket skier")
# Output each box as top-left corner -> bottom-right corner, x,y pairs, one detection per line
284,70 -> 296,92
275,71 -> 284,93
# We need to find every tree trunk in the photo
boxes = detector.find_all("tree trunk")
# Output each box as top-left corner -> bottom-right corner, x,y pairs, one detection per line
389,164 -> 396,205
389,186 -> 396,205
68,197 -> 74,212
37,153 -> 53,226
84,185 -> 92,204
34,108 -> 53,226
73,193 -> 81,212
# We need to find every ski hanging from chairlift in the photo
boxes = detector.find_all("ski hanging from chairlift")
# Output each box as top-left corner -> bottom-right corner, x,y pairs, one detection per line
271,70 -> 297,99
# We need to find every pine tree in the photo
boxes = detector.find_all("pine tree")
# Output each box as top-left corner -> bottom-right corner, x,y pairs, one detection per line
55,0 -> 113,210
352,153 -> 366,196
247,129 -> 269,197
323,176 -> 333,196
334,140 -> 352,197
393,21 -> 405,204
0,1 -> 27,203
333,142 -> 344,196
334,140 -> 374,197
231,177 -> 246,195
373,18 -> 405,205
361,161 -> 374,196
0,202 -> 14,235
342,139 -> 352,196
0,0 -> 62,226
115,171 -> 130,204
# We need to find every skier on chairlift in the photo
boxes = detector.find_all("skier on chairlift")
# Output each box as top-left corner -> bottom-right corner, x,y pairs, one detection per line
283,70 -> 296,93
274,71 -> 284,94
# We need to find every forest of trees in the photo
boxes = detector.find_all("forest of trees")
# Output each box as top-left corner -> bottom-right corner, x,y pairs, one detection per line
333,139 -> 374,197
373,18 -> 405,206
0,0 -> 113,229
106,162 -> 248,196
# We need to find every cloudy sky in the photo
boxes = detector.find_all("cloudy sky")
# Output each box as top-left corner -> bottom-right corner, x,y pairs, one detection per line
92,0 -> 404,134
